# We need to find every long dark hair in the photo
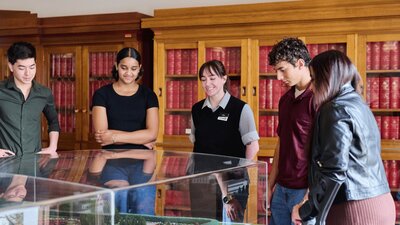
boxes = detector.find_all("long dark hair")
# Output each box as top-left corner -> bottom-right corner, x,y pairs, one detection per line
310,50 -> 360,108
198,60 -> 230,92
111,47 -> 144,81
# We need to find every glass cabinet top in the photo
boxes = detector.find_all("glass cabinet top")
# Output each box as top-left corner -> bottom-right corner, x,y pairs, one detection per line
0,149 -> 264,190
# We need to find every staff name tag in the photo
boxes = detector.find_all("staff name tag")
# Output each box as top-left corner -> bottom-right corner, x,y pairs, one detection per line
217,113 -> 229,121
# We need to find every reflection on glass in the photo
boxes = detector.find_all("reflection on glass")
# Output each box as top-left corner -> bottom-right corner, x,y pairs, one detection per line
89,150 -> 156,215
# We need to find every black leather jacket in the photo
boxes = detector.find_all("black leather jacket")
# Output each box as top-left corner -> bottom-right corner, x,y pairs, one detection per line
300,83 -> 390,224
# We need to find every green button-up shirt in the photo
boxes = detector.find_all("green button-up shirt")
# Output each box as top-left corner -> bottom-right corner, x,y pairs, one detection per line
0,78 -> 60,155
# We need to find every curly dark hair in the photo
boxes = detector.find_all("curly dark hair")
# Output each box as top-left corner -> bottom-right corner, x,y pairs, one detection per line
268,37 -> 311,67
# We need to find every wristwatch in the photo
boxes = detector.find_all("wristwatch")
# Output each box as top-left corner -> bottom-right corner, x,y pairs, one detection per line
222,194 -> 234,204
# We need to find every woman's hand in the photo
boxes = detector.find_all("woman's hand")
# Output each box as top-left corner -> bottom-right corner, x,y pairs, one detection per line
0,149 -> 15,158
292,203 -> 303,225
94,130 -> 114,146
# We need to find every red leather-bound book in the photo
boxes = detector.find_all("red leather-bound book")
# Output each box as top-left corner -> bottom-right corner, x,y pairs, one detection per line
179,80 -> 186,109
97,52 -> 104,76
389,116 -> 399,140
259,46 -> 268,73
167,49 -> 174,75
181,49 -> 190,75
189,49 -> 198,75
390,77 -> 400,109
179,115 -> 189,135
381,116 -> 390,139
103,52 -> 109,76
55,54 -> 61,77
369,77 -> 380,109
51,54 -> 56,78
235,48 -> 241,74
220,48 -> 227,68
174,49 -> 182,75
381,41 -> 391,70
389,160 -> 399,188
172,81 -> 180,109
89,53 -> 95,77
272,79 -> 281,109
318,44 -> 329,54
54,82 -> 62,108
205,48 -> 212,61
229,48 -> 237,74
211,47 -> 220,61
184,81 -> 192,109
266,115 -> 274,137
307,44 -> 319,58
274,116 -> 279,137
266,78 -> 273,109
165,114 -> 173,135
366,42 -> 372,71
259,79 -> 267,109
371,42 -> 381,70
389,41 -> 399,70
172,115 -> 181,135
258,115 -> 267,137
379,76 -> 390,109
225,48 -> 231,74
166,80 -> 173,109
66,56 -> 73,77
192,80 -> 198,105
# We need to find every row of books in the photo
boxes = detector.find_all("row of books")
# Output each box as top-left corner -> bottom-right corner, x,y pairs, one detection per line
259,115 -> 279,137
50,80 -> 75,109
366,76 -> 399,109
160,156 -> 190,177
166,49 -> 198,75
166,80 -> 198,109
205,47 -> 241,74
376,116 -> 400,140
50,53 -> 75,78
164,114 -> 191,136
367,41 -> 399,70
259,78 -> 289,110
57,112 -> 75,133
164,190 -> 191,207
89,52 -> 117,77
259,43 -> 346,74
306,43 -> 346,59
384,160 -> 400,188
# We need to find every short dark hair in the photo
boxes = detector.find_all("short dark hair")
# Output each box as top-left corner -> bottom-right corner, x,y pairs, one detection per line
111,47 -> 144,81
7,42 -> 36,65
198,60 -> 230,92
268,37 -> 311,67
310,50 -> 361,107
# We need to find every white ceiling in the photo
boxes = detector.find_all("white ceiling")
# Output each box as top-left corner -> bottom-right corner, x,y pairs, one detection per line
0,0 -> 285,17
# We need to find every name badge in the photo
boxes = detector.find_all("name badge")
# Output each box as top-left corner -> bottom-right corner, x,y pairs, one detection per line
217,113 -> 229,121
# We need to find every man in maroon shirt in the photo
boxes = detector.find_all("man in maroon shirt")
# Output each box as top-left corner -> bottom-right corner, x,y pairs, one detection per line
267,37 -> 316,225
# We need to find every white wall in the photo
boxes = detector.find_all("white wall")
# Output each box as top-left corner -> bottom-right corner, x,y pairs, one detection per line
0,0 -> 286,17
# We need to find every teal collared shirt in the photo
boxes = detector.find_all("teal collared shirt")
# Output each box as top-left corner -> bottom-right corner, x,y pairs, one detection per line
0,77 -> 60,155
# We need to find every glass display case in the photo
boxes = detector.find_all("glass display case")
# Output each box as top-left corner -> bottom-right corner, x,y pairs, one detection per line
0,150 -> 268,224
0,172 -> 113,225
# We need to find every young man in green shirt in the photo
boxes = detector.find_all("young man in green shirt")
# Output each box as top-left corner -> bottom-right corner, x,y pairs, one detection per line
0,42 -> 60,157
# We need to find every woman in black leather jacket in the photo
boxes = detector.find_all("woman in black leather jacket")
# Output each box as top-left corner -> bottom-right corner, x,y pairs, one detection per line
291,50 -> 395,225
